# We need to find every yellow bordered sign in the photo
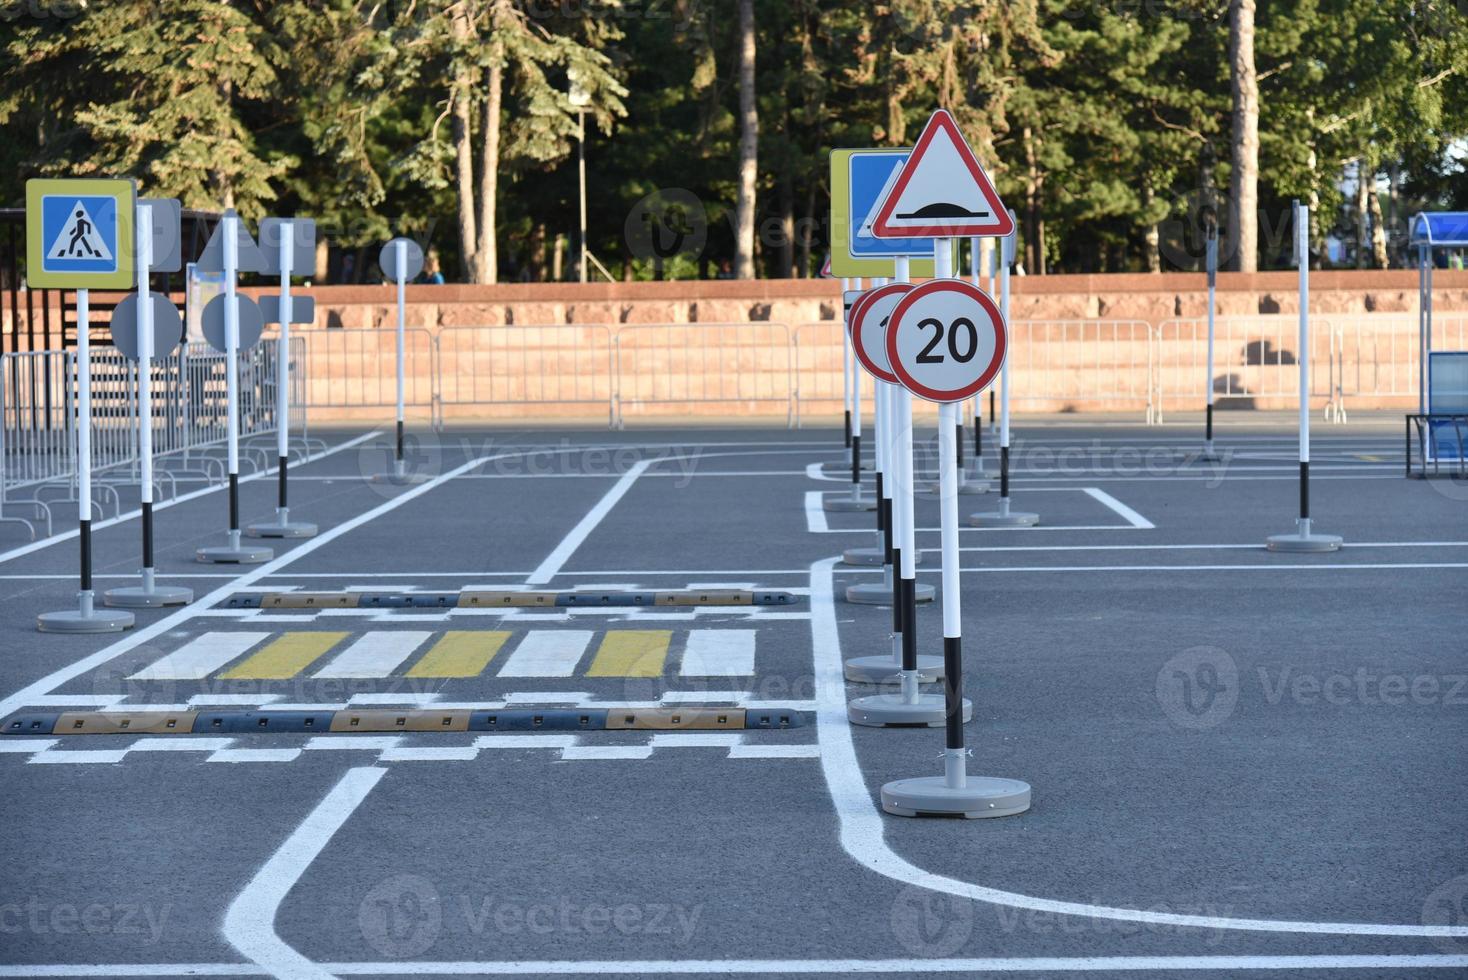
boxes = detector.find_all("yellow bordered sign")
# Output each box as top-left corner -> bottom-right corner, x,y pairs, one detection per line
25,178 -> 136,289
829,148 -> 937,279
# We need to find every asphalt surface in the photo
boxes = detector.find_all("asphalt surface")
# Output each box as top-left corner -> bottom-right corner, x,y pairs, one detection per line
1,415 -> 1465,979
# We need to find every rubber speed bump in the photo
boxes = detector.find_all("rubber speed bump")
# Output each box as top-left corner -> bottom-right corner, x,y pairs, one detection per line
253,593 -> 359,609
459,591 -> 558,608
55,711 -> 196,735
330,709 -> 470,733
220,589 -> 800,609
606,708 -> 744,731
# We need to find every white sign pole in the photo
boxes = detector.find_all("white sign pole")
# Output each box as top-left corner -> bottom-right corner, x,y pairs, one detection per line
224,213 -> 242,551
395,238 -> 407,479
842,276 -> 854,449
277,221 -> 293,506
1204,228 -> 1218,459
988,244 -> 999,435
76,288 -> 93,613
968,236 -> 984,475
1267,203 -> 1341,553
848,278 -> 866,504
136,205 -> 155,593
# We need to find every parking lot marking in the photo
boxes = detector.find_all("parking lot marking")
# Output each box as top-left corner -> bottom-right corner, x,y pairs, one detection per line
526,457 -> 655,585
220,632 -> 349,679
681,629 -> 757,676
1081,487 -> 1155,528
405,630 -> 510,677
586,629 -> 671,677
496,630 -> 594,677
128,632 -> 271,680
311,631 -> 431,678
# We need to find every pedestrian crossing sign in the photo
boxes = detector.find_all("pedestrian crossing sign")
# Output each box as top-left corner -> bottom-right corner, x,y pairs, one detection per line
25,178 -> 135,289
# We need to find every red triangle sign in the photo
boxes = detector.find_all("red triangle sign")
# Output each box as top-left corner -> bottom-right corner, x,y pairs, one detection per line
871,109 -> 1014,239
818,252 -> 833,278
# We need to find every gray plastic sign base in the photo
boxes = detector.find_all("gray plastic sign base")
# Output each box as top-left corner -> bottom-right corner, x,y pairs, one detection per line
37,607 -> 134,633
103,584 -> 193,608
848,692 -> 970,728
197,542 -> 274,564
845,580 -> 934,605
844,653 -> 944,684
881,775 -> 1032,819
841,546 -> 885,565
1266,530 -> 1343,553
920,479 -> 988,496
825,495 -> 877,512
969,508 -> 1039,528
246,518 -> 318,539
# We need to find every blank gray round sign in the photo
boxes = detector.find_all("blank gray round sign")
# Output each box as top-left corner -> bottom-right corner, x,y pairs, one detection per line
110,291 -> 183,361
202,294 -> 265,353
379,238 -> 424,282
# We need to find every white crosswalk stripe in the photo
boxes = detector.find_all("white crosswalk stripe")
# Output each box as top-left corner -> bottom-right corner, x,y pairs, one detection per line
311,631 -> 431,678
680,629 -> 757,676
128,632 -> 269,680
496,630 -> 593,677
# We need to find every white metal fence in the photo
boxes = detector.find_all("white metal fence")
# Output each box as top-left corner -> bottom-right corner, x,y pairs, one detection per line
1,341 -> 291,540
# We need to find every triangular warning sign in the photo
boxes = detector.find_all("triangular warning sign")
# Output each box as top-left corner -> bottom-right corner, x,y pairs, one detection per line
46,201 -> 114,262
819,253 -> 833,278
196,209 -> 266,274
871,109 -> 1014,239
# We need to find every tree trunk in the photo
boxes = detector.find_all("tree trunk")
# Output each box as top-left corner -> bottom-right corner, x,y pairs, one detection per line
1368,179 -> 1388,269
777,166 -> 794,279
476,32 -> 504,285
733,0 -> 758,279
1354,158 -> 1370,269
450,3 -> 478,282
527,223 -> 547,281
798,184 -> 815,277
1023,126 -> 1043,274
1143,186 -> 1160,273
1227,0 -> 1259,272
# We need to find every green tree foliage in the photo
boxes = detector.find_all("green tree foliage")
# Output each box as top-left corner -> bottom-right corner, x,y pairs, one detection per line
2,0 -> 1464,278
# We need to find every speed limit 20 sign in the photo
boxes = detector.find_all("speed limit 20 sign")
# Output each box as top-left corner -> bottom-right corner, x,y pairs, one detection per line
885,278 -> 1006,403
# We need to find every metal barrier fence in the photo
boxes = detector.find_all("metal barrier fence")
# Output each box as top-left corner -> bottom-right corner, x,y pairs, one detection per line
1,341 -> 287,539
437,324 -> 614,425
294,326 -> 437,427
613,323 -> 794,427
1008,319 -> 1157,420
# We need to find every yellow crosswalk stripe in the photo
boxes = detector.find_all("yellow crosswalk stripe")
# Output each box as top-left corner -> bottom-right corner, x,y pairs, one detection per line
586,630 -> 672,678
219,632 -> 349,680
406,631 -> 511,678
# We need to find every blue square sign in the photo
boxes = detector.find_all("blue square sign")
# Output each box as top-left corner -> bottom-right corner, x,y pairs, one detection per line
848,151 -> 935,258
25,178 -> 134,288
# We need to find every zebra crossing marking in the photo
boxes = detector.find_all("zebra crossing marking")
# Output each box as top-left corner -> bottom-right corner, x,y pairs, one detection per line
406,630 -> 510,678
128,632 -> 269,680
311,631 -> 430,678
586,630 -> 670,678
680,629 -> 756,677
496,630 -> 593,678
220,632 -> 348,679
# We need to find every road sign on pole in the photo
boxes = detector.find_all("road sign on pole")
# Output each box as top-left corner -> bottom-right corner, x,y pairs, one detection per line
25,178 -> 136,289
847,282 -> 911,385
869,110 -> 1015,240
886,279 -> 1006,404
829,149 -> 937,279
374,238 -> 430,485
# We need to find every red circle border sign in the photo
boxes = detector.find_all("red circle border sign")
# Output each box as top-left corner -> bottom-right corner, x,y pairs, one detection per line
848,282 -> 912,385
885,278 -> 1007,403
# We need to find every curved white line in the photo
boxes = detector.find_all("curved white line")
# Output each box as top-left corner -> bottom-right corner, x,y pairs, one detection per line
808,556 -> 1468,937
223,766 -> 386,978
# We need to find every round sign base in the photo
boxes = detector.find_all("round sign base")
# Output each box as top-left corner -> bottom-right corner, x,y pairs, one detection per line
197,543 -> 274,564
38,607 -> 134,634
823,460 -> 874,474
881,775 -> 1031,819
848,692 -> 970,728
825,494 -> 876,513
246,519 -> 318,539
969,506 -> 1039,528
845,580 -> 934,605
843,654 -> 944,685
372,471 -> 432,486
919,479 -> 988,497
841,545 -> 885,566
1266,531 -> 1343,553
103,584 -> 193,608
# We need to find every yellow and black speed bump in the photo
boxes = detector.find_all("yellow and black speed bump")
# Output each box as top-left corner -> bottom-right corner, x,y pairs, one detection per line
3,707 -> 809,735
221,589 -> 801,610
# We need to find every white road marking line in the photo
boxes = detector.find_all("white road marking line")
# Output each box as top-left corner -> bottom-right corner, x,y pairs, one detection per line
0,739 -> 58,753
0,431 -> 379,566
28,750 -> 129,765
0,449 -> 512,721
188,694 -> 285,707
304,737 -> 403,751
348,692 -> 441,706
943,541 -> 1468,554
7,953 -> 1468,975
378,746 -> 479,762
206,749 -> 303,763
1082,486 -> 1155,528
472,735 -> 577,750
728,744 -> 821,759
525,458 -> 655,585
660,690 -> 750,704
502,690 -> 594,703
125,737 -> 234,752
496,631 -> 594,678
560,744 -> 654,760
808,555 -> 1468,938
312,631 -> 431,678
648,733 -> 744,748
127,632 -> 270,680
680,629 -> 757,677
222,765 -> 384,979
804,491 -> 830,533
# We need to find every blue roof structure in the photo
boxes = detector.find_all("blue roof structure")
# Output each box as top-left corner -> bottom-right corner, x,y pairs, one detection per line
1409,212 -> 1468,247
